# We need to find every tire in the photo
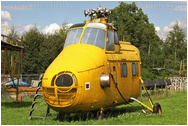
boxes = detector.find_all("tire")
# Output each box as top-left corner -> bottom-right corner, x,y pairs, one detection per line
153,103 -> 162,114
57,113 -> 64,121
98,113 -> 105,120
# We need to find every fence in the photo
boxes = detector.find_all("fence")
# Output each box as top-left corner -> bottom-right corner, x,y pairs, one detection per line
2,74 -> 187,91
1,74 -> 41,87
143,79 -> 171,90
21,74 -> 40,86
168,77 -> 187,91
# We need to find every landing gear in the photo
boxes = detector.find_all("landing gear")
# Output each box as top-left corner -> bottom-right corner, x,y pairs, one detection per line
130,79 -> 162,114
97,108 -> 105,120
57,113 -> 64,121
153,103 -> 162,114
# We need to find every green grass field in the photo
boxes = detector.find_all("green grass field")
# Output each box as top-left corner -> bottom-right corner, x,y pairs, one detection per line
1,91 -> 187,125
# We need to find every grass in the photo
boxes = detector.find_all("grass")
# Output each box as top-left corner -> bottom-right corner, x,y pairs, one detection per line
1,91 -> 187,125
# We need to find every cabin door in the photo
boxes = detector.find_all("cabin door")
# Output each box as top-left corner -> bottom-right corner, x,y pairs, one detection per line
118,62 -> 131,100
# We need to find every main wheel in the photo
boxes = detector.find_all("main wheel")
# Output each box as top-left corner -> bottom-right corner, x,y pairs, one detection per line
98,113 -> 105,120
153,103 -> 162,114
57,113 -> 64,121
97,111 -> 105,120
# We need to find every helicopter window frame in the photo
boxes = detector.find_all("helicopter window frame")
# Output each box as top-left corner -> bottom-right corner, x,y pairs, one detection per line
64,28 -> 83,48
132,63 -> 136,76
106,30 -> 115,51
121,63 -> 127,77
80,27 -> 106,49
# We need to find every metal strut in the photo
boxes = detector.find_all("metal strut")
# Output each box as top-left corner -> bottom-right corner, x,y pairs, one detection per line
130,78 -> 154,113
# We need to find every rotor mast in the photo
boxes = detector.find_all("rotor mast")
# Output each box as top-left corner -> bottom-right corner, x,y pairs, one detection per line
84,5 -> 111,22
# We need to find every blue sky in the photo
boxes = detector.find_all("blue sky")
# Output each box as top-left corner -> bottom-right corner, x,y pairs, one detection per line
1,1 -> 187,39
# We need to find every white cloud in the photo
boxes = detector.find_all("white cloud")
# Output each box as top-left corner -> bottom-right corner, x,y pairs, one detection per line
155,27 -> 160,32
22,24 -> 42,33
42,23 -> 61,34
42,23 -> 73,34
156,17 -> 187,40
66,23 -> 73,29
1,11 -> 12,26
1,11 -> 12,22
4,24 -> 42,35
1,11 -> 12,35
2,23 -> 73,36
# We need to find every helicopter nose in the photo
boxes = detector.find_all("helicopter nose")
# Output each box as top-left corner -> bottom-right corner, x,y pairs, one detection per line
42,71 -> 78,108
42,44 -> 105,109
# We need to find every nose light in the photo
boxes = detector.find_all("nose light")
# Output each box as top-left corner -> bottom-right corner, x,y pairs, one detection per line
100,73 -> 110,88
56,74 -> 73,87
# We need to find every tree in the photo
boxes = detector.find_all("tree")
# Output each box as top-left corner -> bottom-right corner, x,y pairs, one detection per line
8,27 -> 20,39
164,23 -> 187,67
22,26 -> 45,74
109,2 -> 163,68
39,25 -> 67,72
22,24 -> 68,74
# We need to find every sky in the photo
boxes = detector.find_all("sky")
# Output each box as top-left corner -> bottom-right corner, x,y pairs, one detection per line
1,1 -> 187,40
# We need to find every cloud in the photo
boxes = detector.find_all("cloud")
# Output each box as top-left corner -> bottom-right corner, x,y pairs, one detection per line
1,11 -> 12,34
22,24 -> 42,33
42,23 -> 61,34
1,11 -> 12,26
3,24 -> 42,35
42,23 -> 73,34
2,21 -> 73,36
66,23 -> 73,29
156,17 -> 187,40
155,27 -> 160,32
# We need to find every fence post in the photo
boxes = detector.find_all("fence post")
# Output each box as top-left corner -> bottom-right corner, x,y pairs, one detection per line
164,79 -> 167,96
180,78 -> 182,91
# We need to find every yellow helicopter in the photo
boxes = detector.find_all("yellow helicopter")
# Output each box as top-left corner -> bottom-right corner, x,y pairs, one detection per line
42,6 -> 162,119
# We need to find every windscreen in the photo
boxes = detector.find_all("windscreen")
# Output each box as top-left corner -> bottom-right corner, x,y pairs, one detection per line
64,28 -> 83,48
80,28 -> 106,49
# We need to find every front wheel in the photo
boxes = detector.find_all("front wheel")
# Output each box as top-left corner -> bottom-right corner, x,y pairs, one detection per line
153,103 -> 162,114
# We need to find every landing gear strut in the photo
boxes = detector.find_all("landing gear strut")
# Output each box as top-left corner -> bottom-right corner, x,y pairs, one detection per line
130,78 -> 162,114
97,107 -> 105,120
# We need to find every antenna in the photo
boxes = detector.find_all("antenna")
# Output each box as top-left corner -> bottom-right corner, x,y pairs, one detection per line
84,5 -> 111,20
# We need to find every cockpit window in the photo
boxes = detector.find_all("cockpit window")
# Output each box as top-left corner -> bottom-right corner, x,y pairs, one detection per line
64,28 -> 83,48
87,23 -> 106,29
80,28 -> 106,49
106,30 -> 115,51
114,31 -> 119,44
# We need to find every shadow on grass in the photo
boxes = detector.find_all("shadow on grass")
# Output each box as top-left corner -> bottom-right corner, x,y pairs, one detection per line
1,101 -> 32,108
51,105 -> 143,122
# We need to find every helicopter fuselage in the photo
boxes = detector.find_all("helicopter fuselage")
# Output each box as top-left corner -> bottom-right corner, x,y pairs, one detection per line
42,18 -> 141,113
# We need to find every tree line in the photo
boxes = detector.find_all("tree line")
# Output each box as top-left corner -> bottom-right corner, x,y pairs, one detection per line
5,2 -> 187,80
